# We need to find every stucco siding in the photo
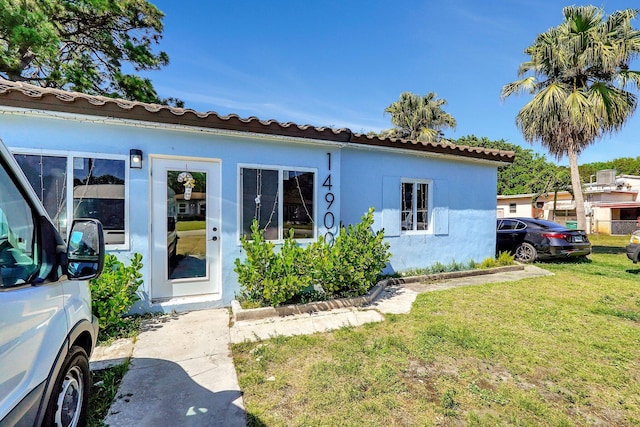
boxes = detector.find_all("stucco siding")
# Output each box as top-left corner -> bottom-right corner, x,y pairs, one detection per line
340,147 -> 498,272
0,112 -> 339,310
1,110 -> 502,310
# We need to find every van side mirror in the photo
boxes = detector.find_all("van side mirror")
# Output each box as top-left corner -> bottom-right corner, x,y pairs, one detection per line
67,219 -> 105,280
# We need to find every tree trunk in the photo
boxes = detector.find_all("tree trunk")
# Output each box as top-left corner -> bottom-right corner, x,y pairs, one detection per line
567,150 -> 586,230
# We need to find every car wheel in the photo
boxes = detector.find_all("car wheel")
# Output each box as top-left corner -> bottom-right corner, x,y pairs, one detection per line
44,346 -> 91,427
514,242 -> 537,263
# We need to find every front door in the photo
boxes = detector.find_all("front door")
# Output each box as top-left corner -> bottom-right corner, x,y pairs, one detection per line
151,157 -> 221,300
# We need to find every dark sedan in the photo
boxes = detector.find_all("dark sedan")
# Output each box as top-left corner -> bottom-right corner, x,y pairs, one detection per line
497,217 -> 591,262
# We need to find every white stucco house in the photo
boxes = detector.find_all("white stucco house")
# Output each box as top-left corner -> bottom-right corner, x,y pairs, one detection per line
0,79 -> 515,312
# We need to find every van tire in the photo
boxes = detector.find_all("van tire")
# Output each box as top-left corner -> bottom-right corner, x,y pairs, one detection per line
44,346 -> 91,427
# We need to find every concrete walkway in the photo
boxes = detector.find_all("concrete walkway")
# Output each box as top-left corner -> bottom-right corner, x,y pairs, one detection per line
102,310 -> 245,427
92,264 -> 552,426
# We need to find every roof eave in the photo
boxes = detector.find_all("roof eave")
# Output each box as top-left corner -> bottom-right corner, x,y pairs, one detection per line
0,78 -> 516,164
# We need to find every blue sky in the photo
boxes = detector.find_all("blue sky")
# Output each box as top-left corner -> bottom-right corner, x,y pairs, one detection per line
148,0 -> 639,166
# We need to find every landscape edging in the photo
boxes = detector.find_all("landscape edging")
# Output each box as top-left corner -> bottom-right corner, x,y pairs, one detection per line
231,264 -> 525,322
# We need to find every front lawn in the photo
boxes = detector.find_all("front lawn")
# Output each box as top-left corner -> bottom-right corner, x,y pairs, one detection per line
232,237 -> 640,426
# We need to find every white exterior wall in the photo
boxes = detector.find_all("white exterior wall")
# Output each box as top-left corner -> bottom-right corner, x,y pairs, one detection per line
496,198 -> 534,218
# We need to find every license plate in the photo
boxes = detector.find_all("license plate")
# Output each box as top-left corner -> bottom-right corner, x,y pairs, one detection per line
574,236 -> 584,243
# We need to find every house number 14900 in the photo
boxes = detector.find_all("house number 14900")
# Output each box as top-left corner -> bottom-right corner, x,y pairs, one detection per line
323,152 -> 335,245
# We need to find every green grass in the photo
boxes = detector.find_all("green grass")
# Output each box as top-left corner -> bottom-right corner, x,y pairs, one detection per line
89,313 -> 163,425
176,220 -> 205,231
232,240 -> 640,426
87,362 -> 129,427
97,313 -> 159,345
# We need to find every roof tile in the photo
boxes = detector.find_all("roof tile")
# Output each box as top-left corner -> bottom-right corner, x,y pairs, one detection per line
0,79 -> 515,163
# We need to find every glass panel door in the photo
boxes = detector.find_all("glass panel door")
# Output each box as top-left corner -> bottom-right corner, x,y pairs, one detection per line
167,169 -> 207,280
151,158 -> 220,300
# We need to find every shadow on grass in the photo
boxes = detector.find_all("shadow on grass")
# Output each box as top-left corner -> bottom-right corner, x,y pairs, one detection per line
591,245 -> 626,254
247,413 -> 268,427
626,269 -> 640,275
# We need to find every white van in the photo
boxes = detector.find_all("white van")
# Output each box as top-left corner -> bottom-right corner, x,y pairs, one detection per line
0,138 -> 104,426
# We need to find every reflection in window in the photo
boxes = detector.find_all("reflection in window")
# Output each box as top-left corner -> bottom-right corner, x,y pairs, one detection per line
14,152 -> 128,248
240,167 -> 315,240
0,161 -> 38,286
401,181 -> 429,232
283,171 -> 314,239
73,158 -> 126,245
241,168 -> 279,240
14,154 -> 68,239
167,170 -> 206,280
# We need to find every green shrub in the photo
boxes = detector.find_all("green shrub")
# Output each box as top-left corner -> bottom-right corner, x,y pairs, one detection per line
448,259 -> 467,272
480,257 -> 497,269
496,251 -> 515,266
313,208 -> 391,298
400,251 -> 516,277
90,253 -> 143,336
235,224 -> 314,306
234,208 -> 391,306
430,262 -> 447,274
234,221 -> 277,305
479,252 -> 515,269
262,230 -> 312,306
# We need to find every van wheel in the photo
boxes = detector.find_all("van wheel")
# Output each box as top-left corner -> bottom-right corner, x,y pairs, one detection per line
515,242 -> 537,263
45,346 -> 90,427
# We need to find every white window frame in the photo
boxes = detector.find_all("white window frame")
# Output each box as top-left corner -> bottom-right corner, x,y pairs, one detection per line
237,163 -> 317,243
401,178 -> 433,234
10,147 -> 130,250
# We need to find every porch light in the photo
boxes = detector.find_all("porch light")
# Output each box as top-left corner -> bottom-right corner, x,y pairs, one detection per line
130,149 -> 143,169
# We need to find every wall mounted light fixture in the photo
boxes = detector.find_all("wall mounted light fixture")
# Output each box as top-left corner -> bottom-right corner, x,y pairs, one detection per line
130,149 -> 143,169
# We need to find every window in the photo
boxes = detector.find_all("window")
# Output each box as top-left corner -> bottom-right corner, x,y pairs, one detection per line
240,166 -> 315,240
498,219 -> 526,231
14,152 -> 128,248
509,203 -> 517,213
73,157 -> 125,245
401,180 -> 430,232
0,159 -> 38,286
13,154 -> 68,239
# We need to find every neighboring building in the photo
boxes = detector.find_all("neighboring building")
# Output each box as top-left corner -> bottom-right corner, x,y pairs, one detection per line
498,192 -> 574,223
584,171 -> 640,235
497,169 -> 640,235
0,79 -> 514,312
497,193 -> 546,219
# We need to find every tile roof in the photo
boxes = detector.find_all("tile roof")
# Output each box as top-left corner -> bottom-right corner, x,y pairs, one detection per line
0,79 -> 515,164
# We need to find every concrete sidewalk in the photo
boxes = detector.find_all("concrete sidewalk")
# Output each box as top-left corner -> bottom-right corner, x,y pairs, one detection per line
92,264 -> 552,426
102,309 -> 245,427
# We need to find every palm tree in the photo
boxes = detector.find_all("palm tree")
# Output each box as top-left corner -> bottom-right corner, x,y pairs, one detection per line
501,6 -> 640,230
530,168 -> 573,221
382,92 -> 456,142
